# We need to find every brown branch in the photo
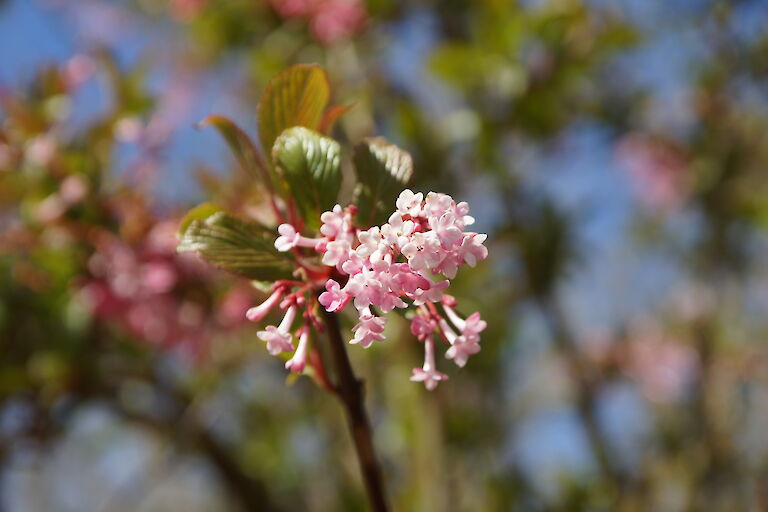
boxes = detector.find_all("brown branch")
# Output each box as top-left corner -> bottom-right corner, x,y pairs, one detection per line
320,308 -> 389,512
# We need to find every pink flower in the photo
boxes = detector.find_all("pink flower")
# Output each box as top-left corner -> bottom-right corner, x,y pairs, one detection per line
424,192 -> 454,220
444,306 -> 487,343
410,315 -> 436,340
275,224 -> 301,251
431,254 -> 460,279
340,251 -> 366,275
410,335 -> 448,390
350,308 -> 387,348
139,261 -> 178,294
275,224 -> 323,251
454,201 -> 475,228
319,279 -> 349,312
400,232 -> 442,271
257,325 -> 294,355
381,212 -> 415,247
376,288 -> 407,312
388,264 -> 431,295
257,305 -> 297,355
270,0 -> 366,44
411,279 -> 449,305
309,0 -> 366,44
320,204 -> 346,239
430,212 -> 463,248
356,226 -> 386,262
457,233 -> 488,267
445,337 -> 480,368
343,267 -> 386,311
321,239 -> 352,269
438,317 -> 481,368
460,312 -> 487,342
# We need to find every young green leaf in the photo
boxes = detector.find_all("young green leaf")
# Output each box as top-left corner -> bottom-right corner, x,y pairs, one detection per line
352,137 -> 413,226
272,126 -> 342,226
178,211 -> 295,281
178,203 -> 222,238
257,64 -> 330,157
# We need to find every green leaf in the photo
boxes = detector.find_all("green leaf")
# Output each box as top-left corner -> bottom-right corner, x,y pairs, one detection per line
178,211 -> 294,281
178,203 -> 222,238
197,115 -> 277,194
257,64 -> 330,157
272,126 -> 342,226
352,137 -> 413,226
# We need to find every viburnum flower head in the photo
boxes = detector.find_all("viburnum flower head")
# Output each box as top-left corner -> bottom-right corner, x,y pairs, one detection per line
248,189 -> 488,390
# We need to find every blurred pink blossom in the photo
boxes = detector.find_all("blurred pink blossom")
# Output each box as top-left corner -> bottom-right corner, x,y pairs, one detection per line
114,117 -> 145,144
169,0 -> 208,21
620,326 -> 699,404
270,0 -> 366,44
77,219 -> 247,357
616,133 -> 690,211
59,175 -> 89,204
62,54 -> 96,90
25,135 -> 56,167
34,175 -> 89,223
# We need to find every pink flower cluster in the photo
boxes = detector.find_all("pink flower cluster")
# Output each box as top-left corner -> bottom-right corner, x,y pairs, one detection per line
247,190 -> 488,389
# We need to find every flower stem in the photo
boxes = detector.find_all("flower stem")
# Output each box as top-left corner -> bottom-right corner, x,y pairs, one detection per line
321,308 -> 389,512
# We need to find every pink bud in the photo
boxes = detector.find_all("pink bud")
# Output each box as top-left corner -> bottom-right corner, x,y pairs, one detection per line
285,327 -> 310,373
246,287 -> 285,323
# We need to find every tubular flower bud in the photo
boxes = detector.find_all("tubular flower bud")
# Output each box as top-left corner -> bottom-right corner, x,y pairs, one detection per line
285,327 -> 311,373
410,335 -> 448,390
246,287 -> 286,323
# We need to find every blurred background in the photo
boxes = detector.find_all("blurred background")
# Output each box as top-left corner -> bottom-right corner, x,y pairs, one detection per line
2,0 -> 768,510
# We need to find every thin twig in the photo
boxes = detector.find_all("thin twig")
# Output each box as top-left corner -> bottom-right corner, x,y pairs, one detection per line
321,308 -> 389,512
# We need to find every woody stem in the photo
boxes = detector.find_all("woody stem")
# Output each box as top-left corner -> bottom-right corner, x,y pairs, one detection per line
321,308 -> 389,512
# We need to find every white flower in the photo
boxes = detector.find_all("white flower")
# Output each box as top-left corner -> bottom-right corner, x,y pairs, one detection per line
275,224 -> 301,251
